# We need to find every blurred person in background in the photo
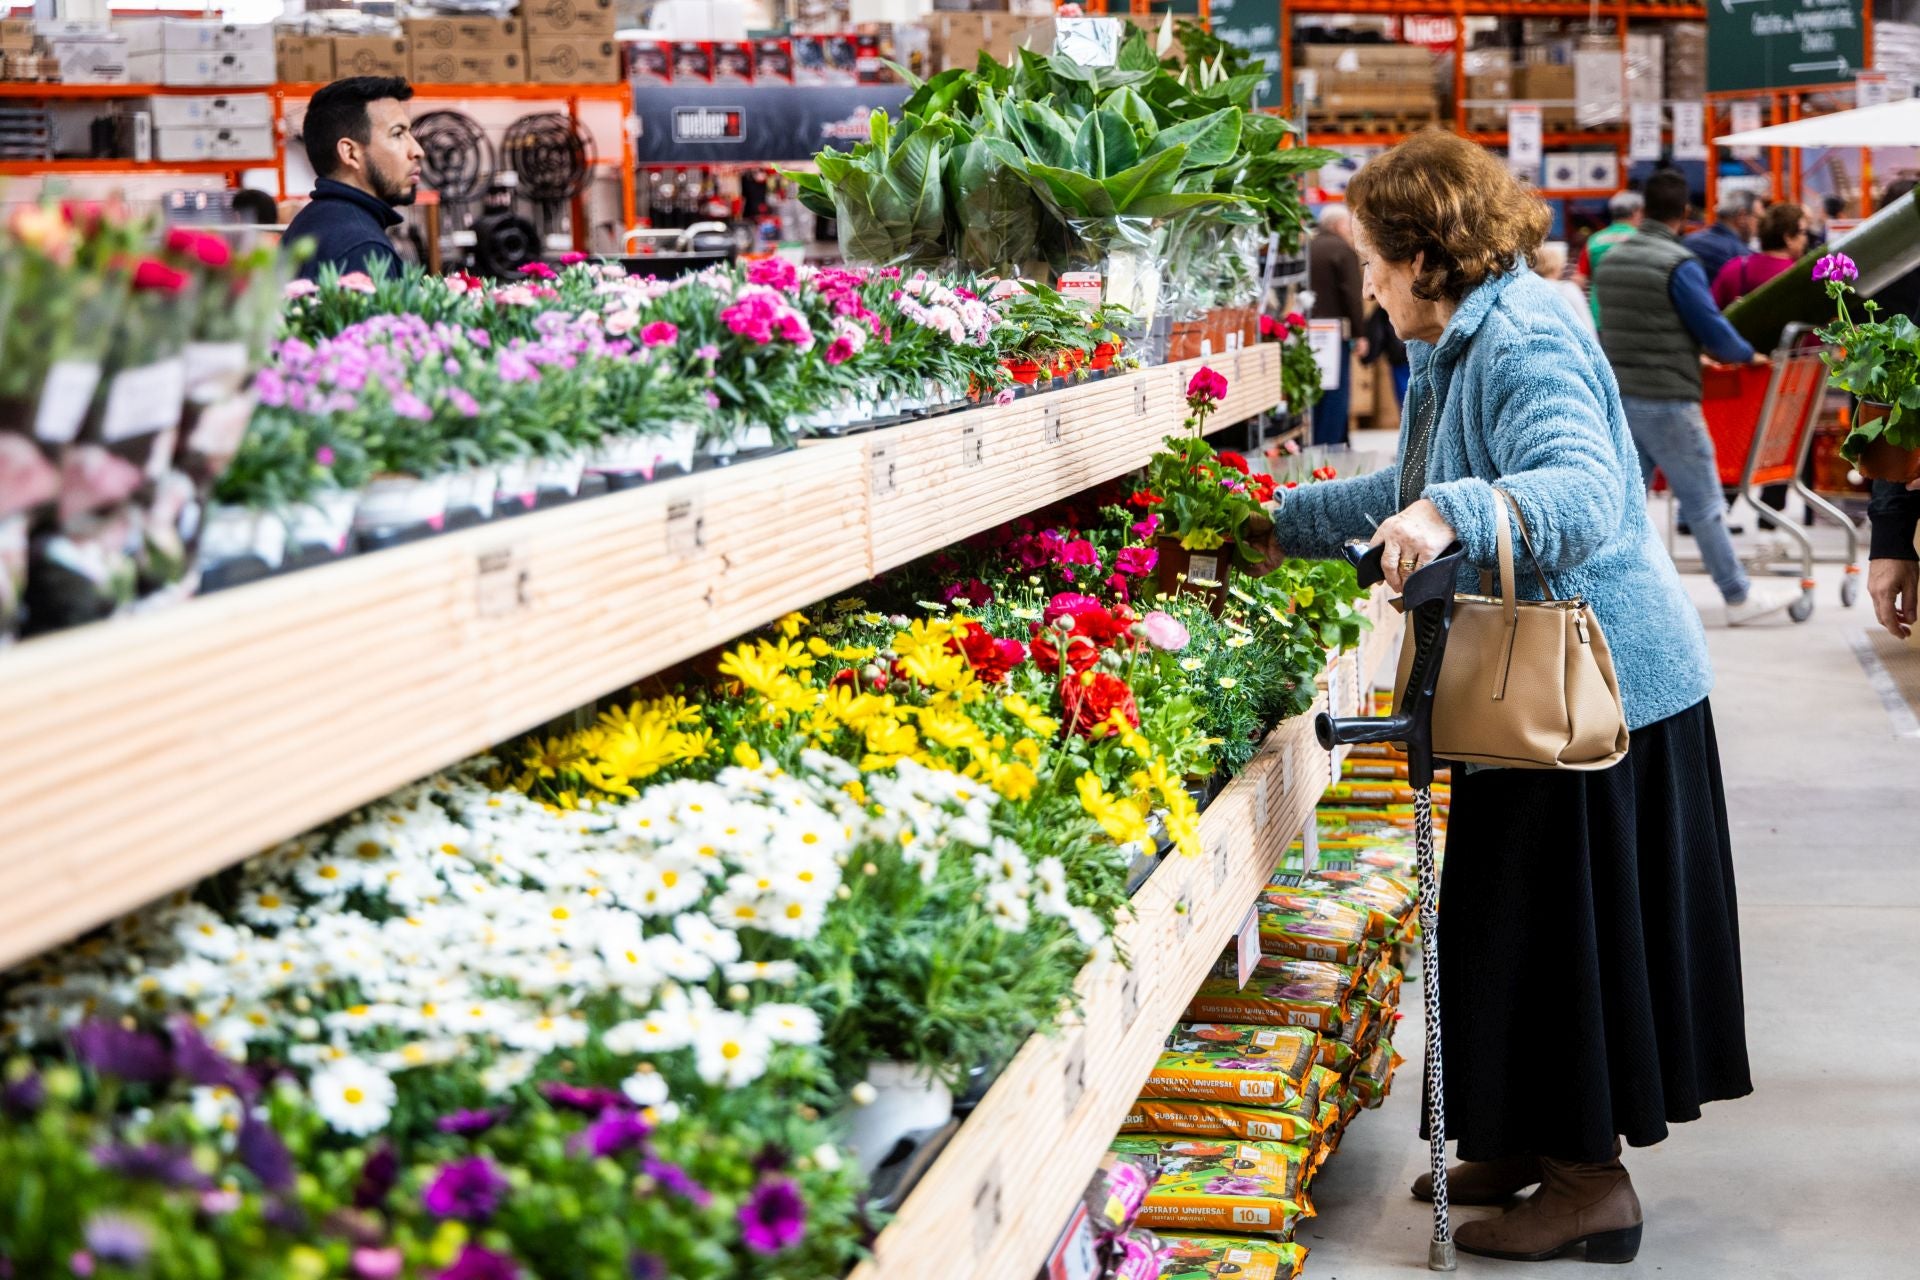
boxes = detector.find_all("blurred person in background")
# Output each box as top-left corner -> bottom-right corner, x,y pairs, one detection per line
1577,189 -> 1643,326
1535,241 -> 1595,334
1308,203 -> 1367,446
1869,179 -> 1920,321
1361,285 -> 1410,410
1683,188 -> 1761,283
1711,202 -> 1808,306
1594,169 -> 1798,625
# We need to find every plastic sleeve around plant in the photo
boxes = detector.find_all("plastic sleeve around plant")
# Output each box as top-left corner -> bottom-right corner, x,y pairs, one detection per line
1059,214 -> 1168,330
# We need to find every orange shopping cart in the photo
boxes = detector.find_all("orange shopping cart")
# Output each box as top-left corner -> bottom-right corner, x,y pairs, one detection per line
1657,323 -> 1862,622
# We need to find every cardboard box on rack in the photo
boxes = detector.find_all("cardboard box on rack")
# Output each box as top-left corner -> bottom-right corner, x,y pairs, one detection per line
118,19 -> 274,58
154,122 -> 274,162
1519,62 -> 1576,130
148,92 -> 272,131
0,19 -> 35,51
401,18 -> 525,55
629,39 -> 671,85
37,34 -> 128,84
410,45 -> 526,84
931,12 -> 1021,71
525,35 -> 618,84
274,32 -> 335,83
332,36 -> 409,79
522,0 -> 620,39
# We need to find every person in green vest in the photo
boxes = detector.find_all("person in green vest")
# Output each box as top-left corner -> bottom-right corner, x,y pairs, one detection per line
1576,189 -> 1642,326
1593,168 -> 1800,626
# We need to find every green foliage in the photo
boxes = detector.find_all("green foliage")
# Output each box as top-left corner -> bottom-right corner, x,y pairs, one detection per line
1817,274 -> 1920,454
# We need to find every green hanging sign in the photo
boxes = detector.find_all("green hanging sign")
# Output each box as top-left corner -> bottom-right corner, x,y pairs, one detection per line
1706,0 -> 1866,94
1207,0 -> 1283,111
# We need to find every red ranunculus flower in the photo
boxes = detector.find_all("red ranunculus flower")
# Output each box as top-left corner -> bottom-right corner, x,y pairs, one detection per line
1259,313 -> 1282,340
1248,473 -> 1277,503
1128,489 -> 1164,509
1285,311 -> 1308,332
941,577 -> 995,608
1043,593 -> 1129,645
1215,450 -> 1250,475
1061,670 -> 1140,738
1029,627 -> 1100,675
951,621 -> 1025,684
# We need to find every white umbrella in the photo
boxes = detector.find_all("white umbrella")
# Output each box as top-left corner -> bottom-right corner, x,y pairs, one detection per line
1714,97 -> 1920,149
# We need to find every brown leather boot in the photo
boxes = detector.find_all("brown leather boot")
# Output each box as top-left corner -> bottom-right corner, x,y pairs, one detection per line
1453,1156 -> 1644,1264
1411,1153 -> 1542,1205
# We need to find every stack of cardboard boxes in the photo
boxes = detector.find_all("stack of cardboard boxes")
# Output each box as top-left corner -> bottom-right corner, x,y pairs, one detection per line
1459,48 -> 1513,134
275,2 -> 621,87
1299,44 -> 1440,128
2,19 -> 133,85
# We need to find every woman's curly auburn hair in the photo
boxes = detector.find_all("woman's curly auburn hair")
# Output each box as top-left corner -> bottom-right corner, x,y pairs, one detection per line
1345,129 -> 1551,304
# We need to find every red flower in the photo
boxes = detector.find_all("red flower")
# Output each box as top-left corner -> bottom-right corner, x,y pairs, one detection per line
1043,593 -> 1129,645
559,251 -> 588,265
1187,367 -> 1229,403
1259,313 -> 1282,340
1248,473 -> 1277,503
1029,628 -> 1100,675
951,622 -> 1025,684
519,261 -> 559,280
1106,572 -> 1131,601
1312,465 -> 1338,481
1215,450 -> 1250,476
1284,311 -> 1308,332
1114,545 -> 1158,577
941,578 -> 995,608
1128,490 -> 1164,509
1061,670 -> 1140,738
131,259 -> 190,293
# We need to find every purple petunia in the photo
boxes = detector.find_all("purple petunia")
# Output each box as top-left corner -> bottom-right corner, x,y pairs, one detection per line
576,1107 -> 652,1159
169,1017 -> 253,1099
91,1142 -> 210,1189
435,1244 -> 520,1280
237,1116 -> 295,1192
424,1157 -> 510,1222
436,1107 -> 507,1137
72,1021 -> 171,1085
81,1213 -> 151,1267
738,1178 -> 808,1254
541,1082 -> 628,1115
643,1157 -> 712,1207
1813,252 -> 1859,283
628,1253 -> 667,1280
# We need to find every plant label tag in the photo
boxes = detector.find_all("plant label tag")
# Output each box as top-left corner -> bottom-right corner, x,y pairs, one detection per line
1187,553 -> 1220,588
1061,1034 -> 1087,1121
960,422 -> 984,469
1041,401 -> 1061,445
1235,904 -> 1261,989
665,497 -> 705,560
475,547 -> 530,618
1119,962 -> 1142,1024
868,442 -> 896,497
1134,376 -> 1149,417
100,359 -> 185,443
1302,822 -> 1321,874
1057,271 -> 1102,307
1043,1203 -> 1100,1280
33,360 -> 102,444
1253,770 -> 1269,831
1212,840 -> 1228,888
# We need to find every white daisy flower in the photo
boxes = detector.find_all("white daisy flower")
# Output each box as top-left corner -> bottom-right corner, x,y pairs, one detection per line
750,1002 -> 822,1046
189,1085 -> 244,1135
308,1058 -> 396,1136
672,912 -> 742,965
237,886 -> 299,929
498,1011 -> 589,1054
692,1010 -> 773,1087
756,894 -> 825,940
1033,856 -> 1069,904
624,859 -> 708,917
293,853 -> 357,900
724,959 -> 800,985
646,934 -> 715,982
973,838 -> 1033,889
621,1068 -> 669,1108
984,880 -> 1032,933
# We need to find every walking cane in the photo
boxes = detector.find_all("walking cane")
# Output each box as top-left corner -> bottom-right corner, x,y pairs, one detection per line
1316,539 -> 1467,1273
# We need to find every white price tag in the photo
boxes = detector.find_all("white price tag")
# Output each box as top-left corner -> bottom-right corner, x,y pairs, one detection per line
100,359 -> 185,444
32,360 -> 101,445
1671,102 -> 1707,161
183,341 -> 248,393
1306,320 -> 1342,391
1302,823 -> 1321,873
1728,101 -> 1763,160
1628,101 -> 1664,162
1506,104 -> 1543,177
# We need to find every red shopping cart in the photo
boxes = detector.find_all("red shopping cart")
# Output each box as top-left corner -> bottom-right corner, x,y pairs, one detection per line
1654,324 -> 1862,622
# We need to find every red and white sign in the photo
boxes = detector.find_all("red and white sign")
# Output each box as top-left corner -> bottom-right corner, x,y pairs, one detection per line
1396,16 -> 1457,52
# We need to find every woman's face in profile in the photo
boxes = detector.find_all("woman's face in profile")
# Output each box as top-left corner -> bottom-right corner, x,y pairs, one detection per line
1354,225 -> 1443,344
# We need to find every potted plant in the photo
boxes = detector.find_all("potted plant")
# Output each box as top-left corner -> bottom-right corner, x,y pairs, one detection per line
1814,251 -> 1920,482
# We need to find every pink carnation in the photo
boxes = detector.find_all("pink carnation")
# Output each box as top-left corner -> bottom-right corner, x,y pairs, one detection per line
1141,611 -> 1189,651
336,271 -> 376,295
746,257 -> 799,290
640,321 -> 679,347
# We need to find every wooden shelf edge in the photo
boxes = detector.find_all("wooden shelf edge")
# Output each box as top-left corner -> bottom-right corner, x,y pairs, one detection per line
848,591 -> 1401,1280
0,353 -> 1279,973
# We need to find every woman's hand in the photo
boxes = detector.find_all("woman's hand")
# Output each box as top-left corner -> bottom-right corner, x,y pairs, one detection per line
1369,498 -> 1457,592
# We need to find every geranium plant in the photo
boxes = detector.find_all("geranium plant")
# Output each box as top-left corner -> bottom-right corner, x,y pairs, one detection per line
1813,251 -> 1920,469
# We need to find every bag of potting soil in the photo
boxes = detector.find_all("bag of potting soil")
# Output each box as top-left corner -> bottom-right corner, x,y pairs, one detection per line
1342,758 -> 1411,781
1120,1097 -> 1321,1146
1145,1024 -> 1319,1106
1185,967 -> 1359,1036
1083,1149 -> 1161,1243
1267,870 -> 1416,942
1254,890 -> 1373,965
1107,1226 -> 1167,1280
1317,806 -> 1418,834
1155,1233 -> 1308,1280
1109,1136 -> 1313,1238
1352,1040 -> 1404,1110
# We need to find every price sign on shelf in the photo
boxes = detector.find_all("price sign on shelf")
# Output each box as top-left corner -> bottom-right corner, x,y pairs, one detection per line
1671,101 -> 1708,160
1505,104 -> 1543,179
1306,320 -> 1343,391
1727,100 -> 1764,159
1628,101 -> 1664,162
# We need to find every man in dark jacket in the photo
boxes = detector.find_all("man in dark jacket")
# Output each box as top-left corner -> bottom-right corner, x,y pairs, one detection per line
283,77 -> 423,281
1307,205 -> 1366,445
1869,480 -> 1920,639
1682,188 -> 1760,284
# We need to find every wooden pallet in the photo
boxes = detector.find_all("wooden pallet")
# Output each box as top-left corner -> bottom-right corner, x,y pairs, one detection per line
0,352 -> 1281,974
847,588 -> 1401,1280
1312,111 -> 1441,136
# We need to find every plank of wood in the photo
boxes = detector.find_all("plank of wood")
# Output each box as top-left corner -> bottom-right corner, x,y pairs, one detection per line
0,355 -> 1278,972
848,592 -> 1400,1280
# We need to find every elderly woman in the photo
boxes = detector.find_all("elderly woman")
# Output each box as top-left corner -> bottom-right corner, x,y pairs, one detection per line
1266,133 -> 1750,1263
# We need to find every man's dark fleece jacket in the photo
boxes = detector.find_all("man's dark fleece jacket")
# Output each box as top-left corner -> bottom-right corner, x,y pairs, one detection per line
283,178 -> 403,281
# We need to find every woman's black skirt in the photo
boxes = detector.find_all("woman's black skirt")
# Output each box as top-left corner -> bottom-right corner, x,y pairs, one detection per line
1424,697 -> 1753,1163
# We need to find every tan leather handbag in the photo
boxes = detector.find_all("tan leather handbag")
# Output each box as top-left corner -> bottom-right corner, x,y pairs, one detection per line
1395,488 -> 1629,770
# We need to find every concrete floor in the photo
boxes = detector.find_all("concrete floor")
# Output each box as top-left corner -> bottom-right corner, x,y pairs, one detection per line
1299,507 -> 1920,1279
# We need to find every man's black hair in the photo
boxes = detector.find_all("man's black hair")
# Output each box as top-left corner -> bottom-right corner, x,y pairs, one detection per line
303,76 -> 414,178
1643,169 -> 1690,225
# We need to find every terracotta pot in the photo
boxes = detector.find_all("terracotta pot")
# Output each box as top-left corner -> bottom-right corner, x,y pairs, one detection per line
1169,320 -> 1206,362
1154,534 -> 1234,616
1850,403 -> 1920,483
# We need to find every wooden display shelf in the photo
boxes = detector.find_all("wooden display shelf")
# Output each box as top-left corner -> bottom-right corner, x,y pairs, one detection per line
0,353 -> 1279,973
847,586 -> 1401,1280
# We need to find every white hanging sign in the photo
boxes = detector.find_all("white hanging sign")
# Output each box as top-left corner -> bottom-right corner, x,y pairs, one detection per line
1506,104 -> 1543,177
1307,320 -> 1344,391
1671,101 -> 1708,160
1628,101 -> 1664,162
1728,101 -> 1764,160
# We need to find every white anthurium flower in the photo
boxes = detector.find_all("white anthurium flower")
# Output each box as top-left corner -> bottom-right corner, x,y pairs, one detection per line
692,1010 -> 773,1087
750,1002 -> 822,1046
308,1058 -> 396,1136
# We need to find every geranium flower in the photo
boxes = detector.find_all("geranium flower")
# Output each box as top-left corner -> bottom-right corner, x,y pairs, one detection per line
559,251 -> 588,265
1115,545 -> 1158,577
424,1156 -> 509,1222
1129,490 -> 1164,508
1132,513 -> 1161,540
1216,450 -> 1250,475
1812,252 -> 1858,283
1187,366 -> 1229,403
950,621 -> 1024,684
739,1178 -> 808,1254
1259,313 -> 1282,339
1285,311 -> 1308,331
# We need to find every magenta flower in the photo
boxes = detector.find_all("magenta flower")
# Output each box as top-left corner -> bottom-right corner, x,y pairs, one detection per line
542,1082 -> 628,1114
391,392 -> 432,422
1812,252 -> 1859,283
640,321 -> 679,347
1131,514 -> 1161,540
436,1107 -> 506,1136
1142,610 -> 1189,651
352,1247 -> 404,1280
747,257 -> 799,290
644,1157 -> 712,1206
995,387 -> 1016,405
283,278 -> 318,300
738,1178 -> 807,1254
448,388 -> 480,417
518,261 -> 558,281
559,251 -> 588,266
575,1107 -> 652,1159
825,336 -> 856,365
1187,366 -> 1229,403
436,1245 -> 519,1280
774,310 -> 813,346
1060,538 -> 1100,567
1115,545 -> 1158,577
423,1157 -> 509,1222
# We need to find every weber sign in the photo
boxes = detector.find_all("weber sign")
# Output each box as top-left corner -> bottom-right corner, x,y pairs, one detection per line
672,107 -> 744,144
